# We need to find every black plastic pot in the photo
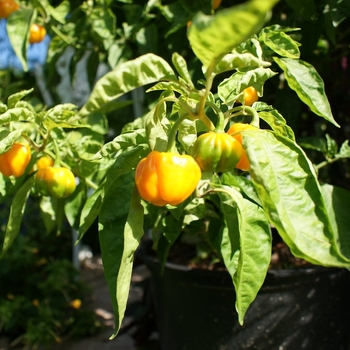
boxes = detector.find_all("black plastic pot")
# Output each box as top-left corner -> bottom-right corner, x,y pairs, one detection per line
139,247 -> 350,350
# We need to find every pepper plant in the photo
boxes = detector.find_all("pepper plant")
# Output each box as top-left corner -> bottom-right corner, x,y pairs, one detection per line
1,0 -> 350,341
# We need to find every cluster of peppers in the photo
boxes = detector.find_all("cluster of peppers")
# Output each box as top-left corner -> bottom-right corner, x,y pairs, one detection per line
0,143 -> 76,199
0,0 -> 46,43
135,87 -> 259,207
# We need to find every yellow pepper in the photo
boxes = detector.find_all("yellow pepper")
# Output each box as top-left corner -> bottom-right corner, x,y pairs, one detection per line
0,142 -> 31,177
36,155 -> 54,170
135,151 -> 201,206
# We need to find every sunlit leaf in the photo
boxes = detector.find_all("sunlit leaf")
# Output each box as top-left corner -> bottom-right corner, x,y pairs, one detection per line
259,25 -> 300,58
7,8 -> 36,72
1,177 -> 34,256
218,67 -> 277,104
244,129 -> 349,267
99,173 -> 144,338
216,184 -> 271,325
274,57 -> 339,127
188,0 -> 278,69
80,53 -> 176,116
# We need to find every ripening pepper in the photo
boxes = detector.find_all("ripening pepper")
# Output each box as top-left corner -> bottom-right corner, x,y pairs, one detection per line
0,142 -> 31,177
0,0 -> 19,19
191,131 -> 243,173
227,123 -> 257,171
243,86 -> 259,106
36,155 -> 54,170
35,166 -> 76,198
135,151 -> 201,207
29,24 -> 46,44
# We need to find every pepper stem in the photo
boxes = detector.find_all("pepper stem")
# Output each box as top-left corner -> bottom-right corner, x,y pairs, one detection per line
166,113 -> 188,153
197,59 -> 217,132
225,106 -> 260,128
205,101 -> 226,132
52,139 -> 61,168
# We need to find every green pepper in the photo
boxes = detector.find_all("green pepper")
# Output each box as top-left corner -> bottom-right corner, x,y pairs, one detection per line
192,131 -> 243,173
35,166 -> 76,199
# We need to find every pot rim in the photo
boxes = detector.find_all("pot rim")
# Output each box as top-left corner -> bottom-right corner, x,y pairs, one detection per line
137,242 -> 342,279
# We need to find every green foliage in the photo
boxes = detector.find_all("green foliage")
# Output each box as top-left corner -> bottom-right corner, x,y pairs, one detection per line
72,2 -> 350,333
0,199 -> 100,349
1,0 -> 350,343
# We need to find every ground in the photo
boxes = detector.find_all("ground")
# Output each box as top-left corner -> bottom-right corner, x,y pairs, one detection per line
0,257 -> 159,350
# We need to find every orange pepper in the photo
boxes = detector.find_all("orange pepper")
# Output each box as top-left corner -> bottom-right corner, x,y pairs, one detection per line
227,123 -> 257,171
135,151 -> 201,206
29,24 -> 46,44
0,142 -> 31,177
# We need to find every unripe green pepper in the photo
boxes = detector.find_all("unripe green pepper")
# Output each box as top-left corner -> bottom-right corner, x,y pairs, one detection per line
191,131 -> 243,173
35,166 -> 76,199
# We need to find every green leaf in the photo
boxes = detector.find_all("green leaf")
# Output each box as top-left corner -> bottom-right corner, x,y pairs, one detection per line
147,81 -> 188,96
89,7 -> 116,50
85,112 -> 109,135
51,0 -> 70,23
259,25 -> 300,58
105,146 -> 149,188
178,118 -> 197,154
258,110 -> 295,140
145,102 -> 170,152
32,0 -> 70,24
221,172 -> 262,207
328,0 -> 350,27
273,57 -> 340,127
98,173 -> 144,338
80,53 -> 176,116
213,52 -> 271,75
39,196 -> 59,233
7,9 -> 36,72
1,177 -> 34,257
0,108 -> 34,124
321,184 -> 350,261
218,67 -> 277,104
78,142 -> 148,242
325,134 -> 338,158
216,185 -> 271,325
172,52 -> 195,88
243,129 -> 349,267
335,140 -> 350,159
187,0 -> 278,69
0,130 -> 23,154
65,181 -> 87,230
43,104 -> 88,130
78,187 -> 104,241
7,89 -> 34,108
93,129 -> 148,160
0,103 -> 7,114
298,136 -> 326,153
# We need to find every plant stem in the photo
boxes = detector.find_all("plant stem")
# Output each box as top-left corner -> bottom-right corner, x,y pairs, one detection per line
166,113 -> 188,152
315,157 -> 342,170
225,105 -> 260,128
205,100 -> 225,132
21,133 -> 41,152
52,139 -> 61,167
197,60 -> 217,131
